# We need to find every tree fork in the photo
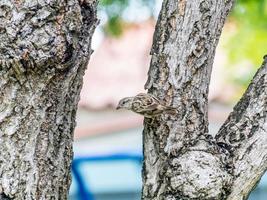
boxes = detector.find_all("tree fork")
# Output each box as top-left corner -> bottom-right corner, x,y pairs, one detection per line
142,0 -> 265,199
0,0 -> 98,199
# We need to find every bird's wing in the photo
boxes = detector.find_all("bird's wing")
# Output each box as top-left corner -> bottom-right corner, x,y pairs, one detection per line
133,93 -> 177,116
136,93 -> 147,96
134,94 -> 152,105
136,101 -> 163,116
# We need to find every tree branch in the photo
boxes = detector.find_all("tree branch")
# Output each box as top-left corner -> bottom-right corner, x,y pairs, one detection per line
142,0 -> 234,199
216,57 -> 267,200
0,0 -> 98,199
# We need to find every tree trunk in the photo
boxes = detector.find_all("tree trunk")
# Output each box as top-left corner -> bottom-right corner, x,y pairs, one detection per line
142,0 -> 266,199
0,0 -> 98,199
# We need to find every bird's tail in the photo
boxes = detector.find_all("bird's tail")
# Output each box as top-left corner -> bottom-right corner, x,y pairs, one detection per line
164,107 -> 178,116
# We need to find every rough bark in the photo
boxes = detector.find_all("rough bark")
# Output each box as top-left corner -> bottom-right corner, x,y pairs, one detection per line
142,0 -> 266,199
0,0 -> 98,199
216,58 -> 267,200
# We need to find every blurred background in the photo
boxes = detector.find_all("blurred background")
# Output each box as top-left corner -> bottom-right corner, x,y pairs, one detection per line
69,0 -> 267,199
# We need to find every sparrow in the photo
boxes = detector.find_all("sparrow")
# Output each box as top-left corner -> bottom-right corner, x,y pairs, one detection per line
116,93 -> 177,118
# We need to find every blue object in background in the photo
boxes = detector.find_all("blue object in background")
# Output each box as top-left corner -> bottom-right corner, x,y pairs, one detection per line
69,122 -> 267,200
70,153 -> 267,200
249,173 -> 267,200
70,154 -> 143,200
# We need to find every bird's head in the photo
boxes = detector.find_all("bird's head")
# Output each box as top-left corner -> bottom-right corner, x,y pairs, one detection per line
116,97 -> 133,110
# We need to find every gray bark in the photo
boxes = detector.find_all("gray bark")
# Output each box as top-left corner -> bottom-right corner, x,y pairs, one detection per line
0,0 -> 98,199
143,0 -> 266,199
216,59 -> 267,200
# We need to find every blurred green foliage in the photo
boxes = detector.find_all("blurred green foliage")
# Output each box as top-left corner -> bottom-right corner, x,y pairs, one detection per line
99,0 -> 266,87
98,0 -> 155,36
99,0 -> 128,36
226,0 -> 267,86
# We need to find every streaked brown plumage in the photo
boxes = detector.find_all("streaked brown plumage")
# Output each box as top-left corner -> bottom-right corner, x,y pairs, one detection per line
116,93 -> 177,118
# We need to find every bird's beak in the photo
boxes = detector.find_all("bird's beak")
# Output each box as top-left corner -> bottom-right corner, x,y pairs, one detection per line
116,105 -> 121,110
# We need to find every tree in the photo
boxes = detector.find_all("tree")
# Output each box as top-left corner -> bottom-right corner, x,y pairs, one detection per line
142,0 -> 266,200
0,0 -> 98,199
0,0 -> 265,199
